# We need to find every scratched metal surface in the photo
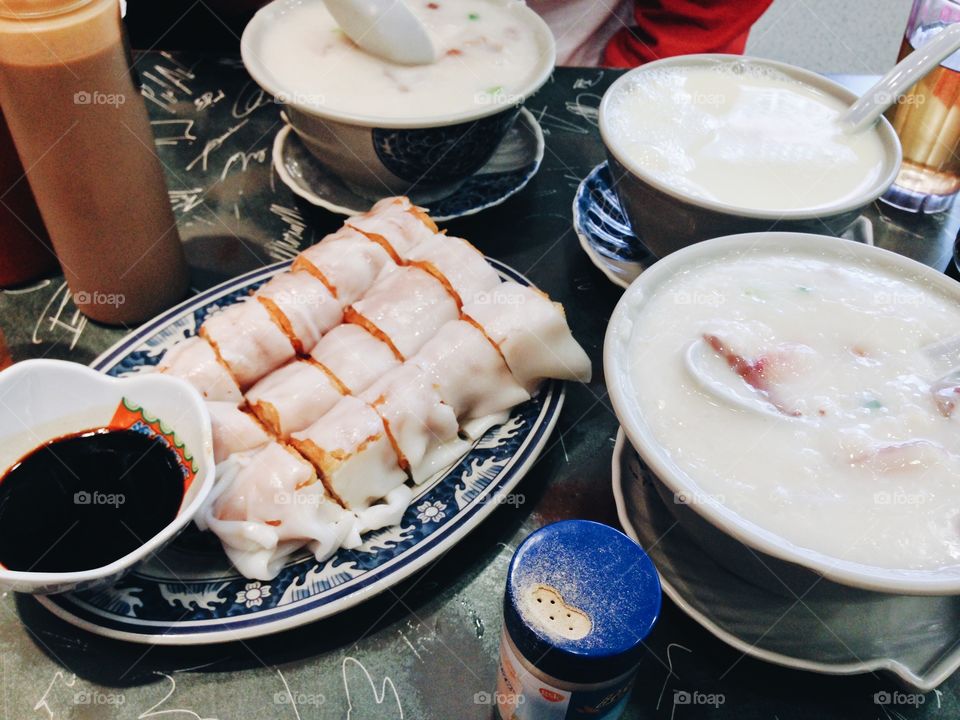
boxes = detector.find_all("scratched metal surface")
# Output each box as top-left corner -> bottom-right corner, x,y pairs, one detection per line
1,52 -> 960,719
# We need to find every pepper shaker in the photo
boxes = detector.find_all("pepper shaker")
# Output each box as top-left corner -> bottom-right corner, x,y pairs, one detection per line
496,520 -> 662,719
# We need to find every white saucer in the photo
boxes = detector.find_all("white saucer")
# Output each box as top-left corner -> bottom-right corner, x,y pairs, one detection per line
612,429 -> 960,691
273,107 -> 544,222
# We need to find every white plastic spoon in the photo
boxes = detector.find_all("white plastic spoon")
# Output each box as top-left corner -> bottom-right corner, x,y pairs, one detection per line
841,23 -> 960,132
687,334 -> 960,421
323,0 -> 438,66
683,339 -> 807,422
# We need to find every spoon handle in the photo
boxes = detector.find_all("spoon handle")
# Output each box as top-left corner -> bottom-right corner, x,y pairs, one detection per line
842,23 -> 960,132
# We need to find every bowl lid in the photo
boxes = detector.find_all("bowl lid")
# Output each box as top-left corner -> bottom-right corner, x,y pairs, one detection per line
504,520 -> 661,683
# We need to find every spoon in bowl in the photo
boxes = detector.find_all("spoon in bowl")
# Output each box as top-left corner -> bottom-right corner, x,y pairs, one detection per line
841,23 -> 960,132
688,332 -> 960,421
323,0 -> 438,66
683,337 -> 807,422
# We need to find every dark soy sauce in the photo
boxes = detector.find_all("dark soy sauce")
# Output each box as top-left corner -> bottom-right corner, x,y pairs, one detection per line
0,428 -> 185,573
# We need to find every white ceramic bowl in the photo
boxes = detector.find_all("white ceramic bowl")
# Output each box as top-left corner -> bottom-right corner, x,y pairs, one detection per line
598,55 -> 902,259
604,232 -> 960,596
241,0 -> 555,203
0,360 -> 215,594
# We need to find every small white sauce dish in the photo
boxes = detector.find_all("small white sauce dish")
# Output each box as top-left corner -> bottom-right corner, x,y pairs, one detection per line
0,360 -> 215,595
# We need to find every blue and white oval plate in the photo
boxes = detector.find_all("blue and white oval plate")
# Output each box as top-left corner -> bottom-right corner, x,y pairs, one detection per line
38,258 -> 563,645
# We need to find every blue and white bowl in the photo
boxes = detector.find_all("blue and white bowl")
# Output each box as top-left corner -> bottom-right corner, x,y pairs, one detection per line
241,0 -> 555,204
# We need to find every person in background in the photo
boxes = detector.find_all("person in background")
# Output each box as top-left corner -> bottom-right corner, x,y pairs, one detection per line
528,0 -> 774,66
123,0 -> 772,66
526,0 -> 635,66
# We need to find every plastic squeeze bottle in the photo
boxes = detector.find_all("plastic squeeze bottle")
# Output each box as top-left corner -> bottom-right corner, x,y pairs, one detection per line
0,0 -> 189,323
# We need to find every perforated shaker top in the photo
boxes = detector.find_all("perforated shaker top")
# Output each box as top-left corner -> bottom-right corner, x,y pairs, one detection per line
503,520 -> 661,684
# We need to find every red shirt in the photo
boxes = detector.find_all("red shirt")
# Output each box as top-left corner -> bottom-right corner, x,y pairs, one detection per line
604,0 -> 774,67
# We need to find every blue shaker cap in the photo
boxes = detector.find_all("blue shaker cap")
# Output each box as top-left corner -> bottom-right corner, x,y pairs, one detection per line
504,520 -> 661,684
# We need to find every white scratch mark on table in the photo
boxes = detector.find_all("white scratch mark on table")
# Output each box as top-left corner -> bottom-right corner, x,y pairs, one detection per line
138,672 -> 219,720
1,278 -> 51,295
342,656 -> 404,720
194,89 -> 226,112
232,81 -> 273,120
269,203 -> 310,260
152,119 -> 197,147
186,120 -> 249,173
564,93 -> 601,127
529,104 -> 590,135
398,629 -> 423,661
573,71 -> 604,89
33,670 -> 76,719
32,283 -> 86,350
656,642 -> 691,712
169,188 -> 205,214
219,147 -> 269,181
275,668 -> 302,720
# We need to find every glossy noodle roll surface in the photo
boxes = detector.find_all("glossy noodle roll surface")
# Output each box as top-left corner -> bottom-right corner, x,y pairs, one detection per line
344,265 -> 459,360
291,395 -> 408,511
207,401 -> 272,463
246,359 -> 346,438
254,270 -> 342,354
360,364 -> 463,485
200,298 -> 297,390
411,319 -> 530,421
309,324 -> 402,394
463,282 -> 592,392
197,441 -> 351,580
292,225 -> 396,306
404,234 -> 500,306
346,197 -> 437,261
157,335 -> 243,404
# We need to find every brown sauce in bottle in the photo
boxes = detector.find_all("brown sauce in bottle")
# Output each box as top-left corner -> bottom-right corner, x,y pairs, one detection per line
0,0 -> 189,323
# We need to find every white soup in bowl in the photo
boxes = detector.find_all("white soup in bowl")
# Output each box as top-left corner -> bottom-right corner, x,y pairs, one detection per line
603,63 -> 888,213
256,0 -> 544,120
624,248 -> 960,573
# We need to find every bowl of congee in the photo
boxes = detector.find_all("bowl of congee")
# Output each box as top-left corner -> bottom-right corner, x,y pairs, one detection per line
605,232 -> 960,596
598,55 -> 902,258
241,0 -> 554,203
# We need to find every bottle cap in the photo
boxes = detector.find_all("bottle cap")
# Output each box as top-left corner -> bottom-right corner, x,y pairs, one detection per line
0,0 -> 94,19
503,520 -> 661,684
